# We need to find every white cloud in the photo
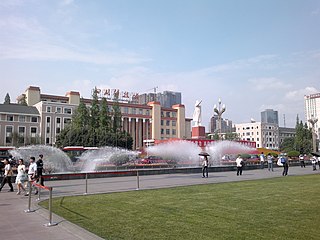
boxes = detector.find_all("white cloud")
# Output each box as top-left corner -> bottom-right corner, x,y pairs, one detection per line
248,77 -> 291,91
0,16 -> 150,65
60,0 -> 74,6
285,87 -> 319,101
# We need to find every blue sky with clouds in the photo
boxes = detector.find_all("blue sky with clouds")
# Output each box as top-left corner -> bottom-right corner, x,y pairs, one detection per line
1,0 -> 320,128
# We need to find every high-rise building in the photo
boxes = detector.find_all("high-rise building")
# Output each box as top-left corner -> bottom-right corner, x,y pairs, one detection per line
261,109 -> 279,125
209,115 -> 233,134
304,93 -> 320,139
139,91 -> 181,108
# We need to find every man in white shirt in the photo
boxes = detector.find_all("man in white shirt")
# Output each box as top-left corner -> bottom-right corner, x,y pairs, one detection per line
236,155 -> 244,176
0,159 -> 14,192
260,152 -> 265,169
25,157 -> 38,195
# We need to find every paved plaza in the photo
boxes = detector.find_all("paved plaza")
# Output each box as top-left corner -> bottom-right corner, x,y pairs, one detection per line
0,166 -> 318,240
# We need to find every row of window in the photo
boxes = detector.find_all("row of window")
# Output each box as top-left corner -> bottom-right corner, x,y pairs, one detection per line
4,115 -> 38,123
46,106 -> 72,114
3,125 -> 38,144
161,120 -> 176,127
161,129 -> 176,135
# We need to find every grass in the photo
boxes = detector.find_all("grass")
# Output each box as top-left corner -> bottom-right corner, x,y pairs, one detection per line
40,174 -> 320,240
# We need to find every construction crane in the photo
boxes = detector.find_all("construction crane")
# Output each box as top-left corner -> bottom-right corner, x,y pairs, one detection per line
144,86 -> 158,102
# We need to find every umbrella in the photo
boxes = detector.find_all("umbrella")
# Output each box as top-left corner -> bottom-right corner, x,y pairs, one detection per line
199,152 -> 210,156
311,152 -> 320,157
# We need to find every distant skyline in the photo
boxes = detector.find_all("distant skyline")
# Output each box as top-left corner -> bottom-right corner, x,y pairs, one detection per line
1,0 -> 320,128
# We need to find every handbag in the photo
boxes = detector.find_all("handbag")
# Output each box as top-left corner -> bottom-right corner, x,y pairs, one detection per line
20,173 -> 28,182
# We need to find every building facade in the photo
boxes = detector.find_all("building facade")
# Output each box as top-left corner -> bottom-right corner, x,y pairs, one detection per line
304,93 -> 320,139
210,115 -> 233,134
0,103 -> 41,146
235,122 -> 279,149
278,127 -> 296,146
138,91 -> 182,108
1,86 -> 192,150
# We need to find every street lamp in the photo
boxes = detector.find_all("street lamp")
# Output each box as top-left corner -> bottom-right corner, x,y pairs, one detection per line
308,115 -> 318,152
213,98 -> 226,138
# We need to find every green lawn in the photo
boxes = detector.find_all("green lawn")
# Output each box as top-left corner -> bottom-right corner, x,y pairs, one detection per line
40,175 -> 320,240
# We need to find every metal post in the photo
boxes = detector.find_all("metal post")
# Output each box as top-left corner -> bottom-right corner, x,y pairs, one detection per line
84,173 -> 88,195
24,181 -> 35,213
36,187 -> 41,201
44,187 -> 57,227
136,170 -> 140,190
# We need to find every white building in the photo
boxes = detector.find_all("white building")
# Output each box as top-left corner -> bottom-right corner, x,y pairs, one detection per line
304,93 -> 320,139
235,121 -> 279,149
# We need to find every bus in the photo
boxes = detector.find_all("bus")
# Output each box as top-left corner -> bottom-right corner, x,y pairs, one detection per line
62,146 -> 98,162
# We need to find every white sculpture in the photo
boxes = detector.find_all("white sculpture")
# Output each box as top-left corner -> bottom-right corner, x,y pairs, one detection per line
193,100 -> 202,126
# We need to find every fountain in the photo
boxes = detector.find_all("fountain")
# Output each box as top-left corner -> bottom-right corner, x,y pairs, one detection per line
79,146 -> 139,172
146,140 -> 257,166
9,145 -> 74,173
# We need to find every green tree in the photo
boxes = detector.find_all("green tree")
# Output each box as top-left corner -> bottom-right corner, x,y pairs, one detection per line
280,137 -> 295,152
294,120 -> 312,154
224,132 -> 240,141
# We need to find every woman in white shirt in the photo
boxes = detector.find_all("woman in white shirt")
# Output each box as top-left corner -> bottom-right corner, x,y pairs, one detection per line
15,159 -> 27,194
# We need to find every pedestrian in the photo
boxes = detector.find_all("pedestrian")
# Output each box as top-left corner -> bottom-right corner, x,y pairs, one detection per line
36,154 -> 44,186
0,159 -> 14,192
25,156 -> 38,196
236,154 -> 244,176
299,154 -> 306,168
267,153 -> 274,171
260,152 -> 265,169
311,156 -> 317,171
15,159 -> 27,195
280,153 -> 289,176
202,155 -> 209,178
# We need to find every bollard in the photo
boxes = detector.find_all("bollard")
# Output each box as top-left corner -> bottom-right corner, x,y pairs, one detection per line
136,170 -> 140,190
84,173 -> 88,195
44,187 -> 57,227
24,181 -> 35,213
36,187 -> 41,201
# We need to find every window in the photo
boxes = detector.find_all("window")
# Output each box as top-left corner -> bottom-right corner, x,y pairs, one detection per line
46,106 -> 51,113
131,108 -> 136,114
139,109 -> 143,115
31,117 -> 38,123
7,115 -> 14,121
146,110 -> 150,116
46,117 -> 51,123
172,120 -> 176,126
172,129 -> 176,135
46,127 -> 50,134
56,118 -> 61,124
166,112 -> 171,117
5,126 -> 13,143
64,108 -> 72,114
161,120 -> 164,126
64,118 -> 72,124
19,116 -> 26,122
161,128 -> 164,134
18,126 -> 25,134
56,107 -> 62,113
166,129 -> 170,135
172,112 -> 176,118
123,107 -> 128,114
166,120 -> 170,126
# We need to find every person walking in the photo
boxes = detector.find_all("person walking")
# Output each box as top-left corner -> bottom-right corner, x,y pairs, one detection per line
25,156 -> 38,196
36,154 -> 44,186
267,153 -> 274,171
260,152 -> 265,169
236,155 -> 244,176
311,156 -> 317,171
0,159 -> 14,192
299,154 -> 306,168
280,154 -> 289,176
15,159 -> 27,195
202,155 -> 209,178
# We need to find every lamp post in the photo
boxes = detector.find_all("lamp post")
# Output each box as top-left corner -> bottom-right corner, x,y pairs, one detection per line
308,115 -> 318,152
213,98 -> 226,139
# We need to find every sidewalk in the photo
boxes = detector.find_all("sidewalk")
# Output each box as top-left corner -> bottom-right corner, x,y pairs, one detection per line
1,166 -> 318,240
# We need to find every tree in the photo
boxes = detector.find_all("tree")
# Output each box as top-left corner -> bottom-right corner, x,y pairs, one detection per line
224,132 -> 240,141
4,93 -> 10,104
294,120 -> 312,154
280,137 -> 295,153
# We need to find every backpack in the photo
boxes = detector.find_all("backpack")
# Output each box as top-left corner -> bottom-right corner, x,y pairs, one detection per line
280,157 -> 286,164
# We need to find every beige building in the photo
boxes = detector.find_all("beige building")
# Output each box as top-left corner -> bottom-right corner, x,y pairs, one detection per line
0,103 -> 41,146
7,86 -> 192,150
235,121 -> 279,149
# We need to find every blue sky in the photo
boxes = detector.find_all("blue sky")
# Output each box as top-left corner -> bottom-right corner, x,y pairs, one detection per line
1,0 -> 320,128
